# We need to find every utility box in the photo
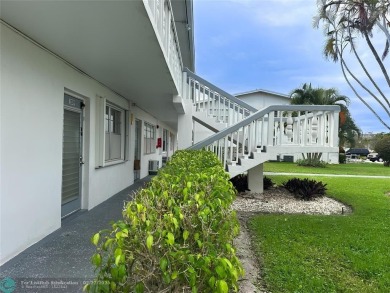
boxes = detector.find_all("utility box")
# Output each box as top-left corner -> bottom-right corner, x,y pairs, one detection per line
283,155 -> 294,162
148,160 -> 159,175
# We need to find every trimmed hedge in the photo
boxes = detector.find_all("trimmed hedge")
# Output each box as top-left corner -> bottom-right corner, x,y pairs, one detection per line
85,150 -> 243,293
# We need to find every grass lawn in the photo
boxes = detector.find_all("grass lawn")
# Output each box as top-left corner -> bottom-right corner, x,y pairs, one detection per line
249,166 -> 390,292
264,161 -> 390,176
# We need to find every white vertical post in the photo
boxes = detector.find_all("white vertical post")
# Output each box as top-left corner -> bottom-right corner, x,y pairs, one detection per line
233,104 -> 237,124
311,111 -> 318,144
254,120 -> 259,148
303,112 -> 308,146
229,134 -> 234,165
318,111 -> 324,145
293,117 -> 298,144
182,71 -> 187,100
217,140 -> 221,161
223,137 -> 228,169
217,95 -> 221,121
234,131 -> 238,164
177,99 -> 194,149
279,112 -> 284,146
187,78 -> 192,103
166,7 -> 171,61
241,126 -> 246,157
202,86 -> 205,111
248,163 -> 264,193
267,111 -> 275,146
332,110 -> 340,147
227,100 -> 231,126
261,117 -> 266,147
224,98 -> 227,123
286,111 -> 293,143
210,92 -> 214,117
206,89 -> 210,115
247,124 -> 252,153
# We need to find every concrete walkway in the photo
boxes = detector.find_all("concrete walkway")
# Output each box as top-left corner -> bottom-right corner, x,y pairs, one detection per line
264,172 -> 390,179
0,176 -> 152,293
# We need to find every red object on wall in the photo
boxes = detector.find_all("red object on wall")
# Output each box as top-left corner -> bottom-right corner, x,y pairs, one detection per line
156,138 -> 162,148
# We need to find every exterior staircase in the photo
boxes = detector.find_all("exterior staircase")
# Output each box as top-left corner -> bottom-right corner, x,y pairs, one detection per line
181,69 -> 340,186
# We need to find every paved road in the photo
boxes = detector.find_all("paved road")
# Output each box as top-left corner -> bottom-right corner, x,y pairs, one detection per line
264,172 -> 390,179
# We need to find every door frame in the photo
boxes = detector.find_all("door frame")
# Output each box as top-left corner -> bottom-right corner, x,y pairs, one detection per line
134,119 -> 142,181
61,94 -> 84,218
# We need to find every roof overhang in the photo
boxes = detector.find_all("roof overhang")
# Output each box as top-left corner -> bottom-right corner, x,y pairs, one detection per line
1,0 -> 188,130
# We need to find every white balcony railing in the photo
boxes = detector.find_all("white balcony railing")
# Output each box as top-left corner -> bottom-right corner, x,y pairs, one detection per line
143,0 -> 183,93
183,69 -> 257,127
188,105 -> 340,167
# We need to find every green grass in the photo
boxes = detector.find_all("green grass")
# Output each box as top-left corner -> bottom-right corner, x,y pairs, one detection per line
264,161 -> 390,176
249,173 -> 390,292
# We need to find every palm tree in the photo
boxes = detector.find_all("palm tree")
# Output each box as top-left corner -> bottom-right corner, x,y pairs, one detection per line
290,83 -> 360,161
314,0 -> 390,131
339,114 -> 361,148
290,83 -> 349,112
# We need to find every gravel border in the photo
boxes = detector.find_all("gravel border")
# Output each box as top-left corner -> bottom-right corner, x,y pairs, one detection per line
232,187 -> 352,215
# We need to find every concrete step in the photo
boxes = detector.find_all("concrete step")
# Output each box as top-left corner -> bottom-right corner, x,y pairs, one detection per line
227,151 -> 278,178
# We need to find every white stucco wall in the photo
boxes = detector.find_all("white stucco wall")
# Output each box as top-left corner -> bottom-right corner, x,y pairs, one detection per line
132,106 -> 176,179
0,24 -> 176,265
237,92 -> 290,110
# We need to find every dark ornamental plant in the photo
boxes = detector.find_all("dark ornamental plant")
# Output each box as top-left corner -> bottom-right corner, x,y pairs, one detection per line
283,178 -> 327,201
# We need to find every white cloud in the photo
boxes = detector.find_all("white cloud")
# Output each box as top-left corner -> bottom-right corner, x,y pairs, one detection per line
291,72 -> 346,86
253,0 -> 316,28
194,0 -> 389,133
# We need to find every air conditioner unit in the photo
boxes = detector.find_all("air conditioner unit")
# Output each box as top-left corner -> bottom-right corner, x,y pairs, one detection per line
148,160 -> 159,175
162,156 -> 168,167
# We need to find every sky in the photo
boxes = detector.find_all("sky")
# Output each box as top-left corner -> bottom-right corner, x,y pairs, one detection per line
193,0 -> 390,134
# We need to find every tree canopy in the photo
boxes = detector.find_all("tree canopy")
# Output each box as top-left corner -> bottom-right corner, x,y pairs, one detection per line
314,0 -> 390,130
374,134 -> 390,166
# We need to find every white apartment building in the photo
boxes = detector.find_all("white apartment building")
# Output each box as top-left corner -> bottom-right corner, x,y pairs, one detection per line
0,0 -> 340,265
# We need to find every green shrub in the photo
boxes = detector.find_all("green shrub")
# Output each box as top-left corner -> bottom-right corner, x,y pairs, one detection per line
85,150 -> 243,293
374,135 -> 390,166
282,178 -> 327,201
282,178 -> 302,194
230,174 -> 274,192
339,153 -> 346,164
296,158 -> 328,168
263,176 -> 274,190
229,174 -> 248,193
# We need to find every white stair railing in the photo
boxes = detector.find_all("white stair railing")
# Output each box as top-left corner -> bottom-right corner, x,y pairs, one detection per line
188,105 -> 340,169
183,68 -> 257,127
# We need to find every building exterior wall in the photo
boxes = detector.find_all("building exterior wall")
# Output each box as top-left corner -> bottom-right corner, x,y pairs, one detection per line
237,92 -> 290,110
131,106 -> 177,179
0,24 -> 176,265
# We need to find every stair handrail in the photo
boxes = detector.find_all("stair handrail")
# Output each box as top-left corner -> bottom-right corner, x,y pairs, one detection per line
188,104 -> 340,150
183,68 -> 258,113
